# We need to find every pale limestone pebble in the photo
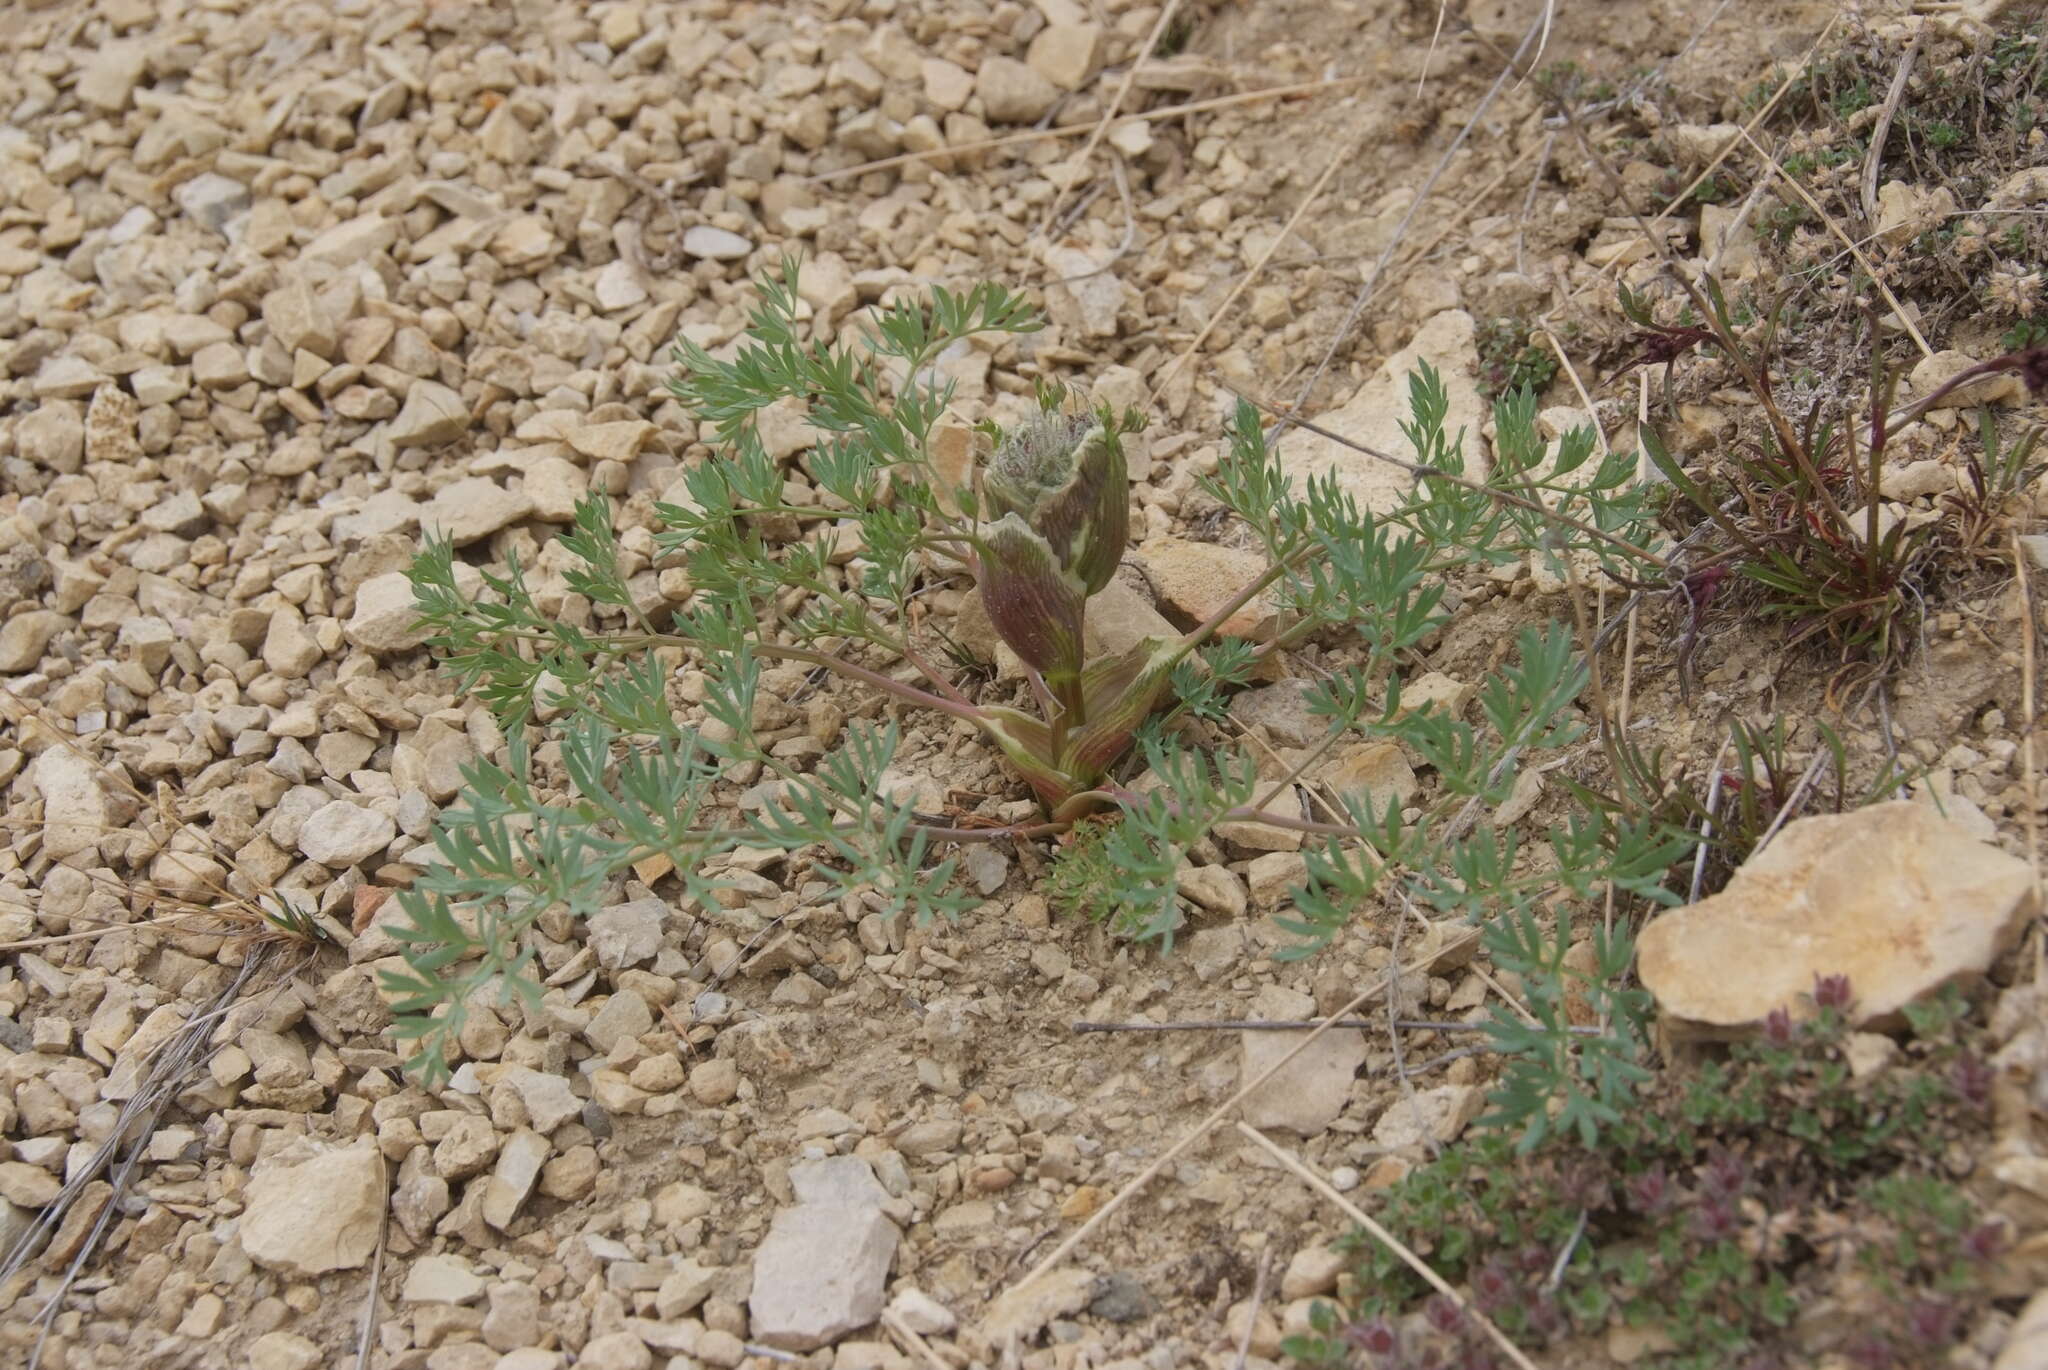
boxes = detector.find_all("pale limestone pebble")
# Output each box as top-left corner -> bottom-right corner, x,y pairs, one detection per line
497,1065 -> 583,1132
1043,245 -> 1124,337
34,355 -> 104,399
1173,863 -> 1247,918
688,1058 -> 740,1106
1317,742 -> 1419,818
887,1286 -> 957,1336
975,54 -> 1059,123
578,1332 -> 654,1370
492,214 -> 559,268
682,225 -> 753,261
1910,348 -> 2027,411
0,610 -> 71,672
434,1114 -> 499,1181
84,384 -> 140,464
76,41 -> 148,112
564,419 -> 658,464
262,276 -> 335,359
1186,925 -> 1249,983
589,897 -> 665,971
1239,986 -> 1365,1135
238,1140 -> 386,1276
421,476 -> 532,545
0,1161 -> 61,1207
246,1333 -> 321,1370
304,212 -> 401,267
977,1267 -> 1094,1344
962,844 -> 1009,896
191,341 -> 248,388
15,402 -> 84,471
1638,802 -> 2038,1041
522,456 -> 588,522
1370,1083 -> 1484,1149
391,379 -> 469,449
1284,310 -> 1488,515
1135,536 -> 1286,641
402,1253 -> 487,1305
30,745 -> 109,860
749,1157 -> 900,1351
1227,679 -> 1322,748
1280,1243 -> 1346,1300
585,989 -> 652,1053
331,488 -> 422,543
261,605 -> 323,677
593,258 -> 648,311
482,1281 -> 542,1351
1213,788 -> 1306,853
482,1128 -> 549,1229
298,800 -> 396,867
1028,23 -> 1105,90
176,172 -> 250,236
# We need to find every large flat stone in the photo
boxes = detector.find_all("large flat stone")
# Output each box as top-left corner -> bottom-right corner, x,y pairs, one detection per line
1638,802 -> 2036,1041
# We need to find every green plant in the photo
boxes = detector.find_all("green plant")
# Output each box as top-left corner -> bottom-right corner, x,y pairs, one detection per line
1287,981 -> 2003,1370
2001,317 -> 2048,352
383,260 -> 1692,1091
1622,279 -> 1937,693
1474,318 -> 1560,401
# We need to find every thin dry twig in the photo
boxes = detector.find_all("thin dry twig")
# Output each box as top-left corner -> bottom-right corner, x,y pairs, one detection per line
1547,14 -> 1842,313
1011,932 -> 1477,1293
356,1205 -> 389,1370
883,1310 -> 953,1370
1036,0 -> 1188,238
1386,903 -> 1441,1160
1736,125 -> 1935,360
1227,388 -> 1671,572
1150,134 -> 1355,402
1042,155 -> 1136,285
1860,28 -> 1925,226
805,76 -> 1367,183
2015,529 -> 2042,890
6,946 -> 294,1369
1234,1122 -> 1542,1370
1071,1017 -> 1602,1035
1288,11 -> 1554,423
1230,1248 -> 1272,1370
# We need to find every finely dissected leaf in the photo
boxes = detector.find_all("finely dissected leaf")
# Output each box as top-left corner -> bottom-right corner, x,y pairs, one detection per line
393,260 -> 1701,1150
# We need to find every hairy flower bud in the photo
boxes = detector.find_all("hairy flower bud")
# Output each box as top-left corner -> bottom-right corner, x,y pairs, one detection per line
975,412 -> 1129,687
986,412 -> 1128,595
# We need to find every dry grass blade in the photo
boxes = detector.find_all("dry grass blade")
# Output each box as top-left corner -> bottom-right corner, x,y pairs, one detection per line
1230,1247 -> 1272,1370
1549,14 -> 1841,313
1150,128 -> 1362,404
882,1310 -> 953,1370
2017,530 -> 2042,892
1011,931 -> 1476,1293
1735,125 -> 1935,360
1034,0 -> 1187,239
355,1209 -> 389,1370
3,945 -> 295,1369
1288,11 -> 1553,420
1860,29 -> 1924,225
803,77 -> 1367,183
1234,1121 -> 1543,1370
0,684 -> 327,951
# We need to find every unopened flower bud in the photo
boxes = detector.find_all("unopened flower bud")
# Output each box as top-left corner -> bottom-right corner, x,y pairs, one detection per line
975,412 -> 1129,687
